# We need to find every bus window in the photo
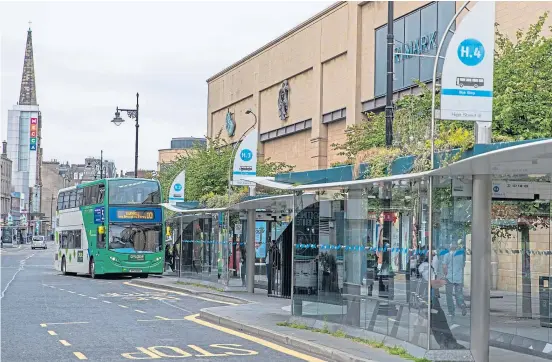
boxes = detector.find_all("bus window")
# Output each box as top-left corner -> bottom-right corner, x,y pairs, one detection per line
91,185 -> 99,204
69,190 -> 77,208
74,230 -> 82,249
97,226 -> 106,249
98,184 -> 105,203
57,193 -> 64,210
76,189 -> 83,207
67,231 -> 75,249
62,193 -> 70,209
83,187 -> 92,206
108,179 -> 160,205
61,231 -> 68,248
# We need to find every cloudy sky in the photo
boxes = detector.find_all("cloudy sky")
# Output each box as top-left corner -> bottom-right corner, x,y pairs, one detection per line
0,1 -> 332,173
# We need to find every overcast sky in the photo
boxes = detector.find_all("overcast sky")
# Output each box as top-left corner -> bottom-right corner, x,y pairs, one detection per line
0,1 -> 332,173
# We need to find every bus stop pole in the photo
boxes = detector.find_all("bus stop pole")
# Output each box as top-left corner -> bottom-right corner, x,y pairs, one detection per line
471,123 -> 492,362
246,186 -> 256,293
179,216 -> 183,278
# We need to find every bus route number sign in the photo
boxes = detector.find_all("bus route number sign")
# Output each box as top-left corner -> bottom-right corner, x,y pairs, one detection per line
116,210 -> 155,220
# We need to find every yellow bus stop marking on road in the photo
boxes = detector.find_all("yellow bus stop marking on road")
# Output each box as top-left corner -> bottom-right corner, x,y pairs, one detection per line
184,314 -> 326,362
59,340 -> 71,346
47,330 -> 57,336
73,352 -> 87,360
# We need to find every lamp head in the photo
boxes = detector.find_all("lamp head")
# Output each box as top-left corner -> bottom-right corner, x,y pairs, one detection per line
111,110 -> 124,126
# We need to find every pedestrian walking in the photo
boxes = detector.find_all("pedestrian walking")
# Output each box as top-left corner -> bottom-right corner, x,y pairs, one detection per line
269,240 -> 281,293
165,243 -> 172,272
443,240 -> 467,317
240,245 -> 246,287
418,253 -> 464,350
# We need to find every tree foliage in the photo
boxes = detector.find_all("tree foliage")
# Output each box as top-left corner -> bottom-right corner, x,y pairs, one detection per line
332,84 -> 474,178
494,12 -> 552,140
156,130 -> 295,206
331,14 -> 552,178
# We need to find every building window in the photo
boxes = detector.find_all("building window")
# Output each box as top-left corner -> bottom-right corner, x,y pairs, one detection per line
171,139 -> 206,149
374,1 -> 456,98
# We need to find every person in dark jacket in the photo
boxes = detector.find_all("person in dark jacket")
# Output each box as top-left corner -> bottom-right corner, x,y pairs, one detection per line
165,244 -> 172,271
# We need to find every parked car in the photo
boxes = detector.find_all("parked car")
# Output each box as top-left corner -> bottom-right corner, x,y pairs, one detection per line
31,235 -> 47,250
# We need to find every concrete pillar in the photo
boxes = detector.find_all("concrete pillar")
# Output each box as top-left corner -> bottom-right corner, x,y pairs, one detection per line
470,122 -> 492,362
246,187 -> 256,293
346,2 -> 362,127
309,22 -> 327,170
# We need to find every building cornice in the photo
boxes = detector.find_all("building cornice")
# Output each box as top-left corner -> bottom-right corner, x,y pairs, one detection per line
206,1 -> 348,83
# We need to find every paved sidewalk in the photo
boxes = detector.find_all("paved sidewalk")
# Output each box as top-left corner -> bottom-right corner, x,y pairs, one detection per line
132,276 -> 552,362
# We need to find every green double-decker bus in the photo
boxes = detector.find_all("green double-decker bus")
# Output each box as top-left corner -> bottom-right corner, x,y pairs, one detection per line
54,178 -> 165,278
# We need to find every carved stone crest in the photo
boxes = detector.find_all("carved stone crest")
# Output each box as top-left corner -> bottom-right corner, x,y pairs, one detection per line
225,109 -> 236,137
278,80 -> 289,121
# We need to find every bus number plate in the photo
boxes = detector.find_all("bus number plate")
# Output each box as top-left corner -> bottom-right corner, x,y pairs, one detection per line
129,254 -> 145,261
129,269 -> 143,273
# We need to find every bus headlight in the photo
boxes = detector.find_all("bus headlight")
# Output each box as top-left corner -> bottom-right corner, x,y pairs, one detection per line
109,256 -> 119,263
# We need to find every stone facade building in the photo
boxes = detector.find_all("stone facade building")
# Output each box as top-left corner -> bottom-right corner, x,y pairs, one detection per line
157,137 -> 206,172
207,1 -> 552,171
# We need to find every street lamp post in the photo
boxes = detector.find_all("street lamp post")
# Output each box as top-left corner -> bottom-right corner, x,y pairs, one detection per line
111,93 -> 140,178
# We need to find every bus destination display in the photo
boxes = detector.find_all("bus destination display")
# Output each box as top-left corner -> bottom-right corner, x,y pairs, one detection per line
116,210 -> 155,220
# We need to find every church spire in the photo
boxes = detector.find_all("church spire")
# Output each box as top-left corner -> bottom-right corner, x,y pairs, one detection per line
18,24 -> 37,106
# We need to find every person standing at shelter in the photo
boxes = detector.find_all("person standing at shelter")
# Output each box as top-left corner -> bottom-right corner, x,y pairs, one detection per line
443,240 -> 467,317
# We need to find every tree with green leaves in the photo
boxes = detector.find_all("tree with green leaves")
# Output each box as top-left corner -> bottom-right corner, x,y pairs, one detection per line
493,12 -> 552,141
156,130 -> 294,207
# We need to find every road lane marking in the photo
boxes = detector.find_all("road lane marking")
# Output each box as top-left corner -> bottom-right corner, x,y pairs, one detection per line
137,318 -> 187,322
40,322 -> 89,326
134,309 -> 146,314
123,282 -> 237,306
59,340 -> 71,346
0,253 -> 35,300
67,291 -> 76,294
118,305 -> 129,308
73,352 -> 87,360
155,316 -> 170,320
78,294 -> 86,297
48,330 -> 57,336
88,297 -> 97,300
59,288 -> 65,291
184,314 -> 325,362
103,300 -> 112,304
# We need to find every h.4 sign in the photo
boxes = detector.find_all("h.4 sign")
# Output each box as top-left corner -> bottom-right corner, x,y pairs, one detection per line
457,38 -> 485,67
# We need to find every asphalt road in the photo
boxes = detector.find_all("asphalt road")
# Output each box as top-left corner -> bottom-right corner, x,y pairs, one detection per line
1,244 -> 320,362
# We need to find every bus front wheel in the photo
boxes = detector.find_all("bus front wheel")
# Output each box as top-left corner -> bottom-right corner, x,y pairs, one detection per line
90,259 -> 98,279
139,274 -> 149,279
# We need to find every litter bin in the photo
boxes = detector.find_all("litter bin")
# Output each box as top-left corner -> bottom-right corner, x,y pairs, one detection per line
540,276 -> 551,328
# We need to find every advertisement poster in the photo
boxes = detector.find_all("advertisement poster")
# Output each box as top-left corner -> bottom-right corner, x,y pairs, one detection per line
255,221 -> 267,258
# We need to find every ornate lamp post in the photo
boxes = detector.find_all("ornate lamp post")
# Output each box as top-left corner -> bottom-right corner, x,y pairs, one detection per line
111,93 -> 139,178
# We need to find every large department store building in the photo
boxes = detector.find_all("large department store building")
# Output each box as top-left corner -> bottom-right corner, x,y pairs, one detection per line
207,1 -> 552,171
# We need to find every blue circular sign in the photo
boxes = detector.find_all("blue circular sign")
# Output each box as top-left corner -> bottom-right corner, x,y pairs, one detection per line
493,185 -> 499,193
240,149 -> 253,162
457,38 -> 485,66
174,183 -> 182,191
